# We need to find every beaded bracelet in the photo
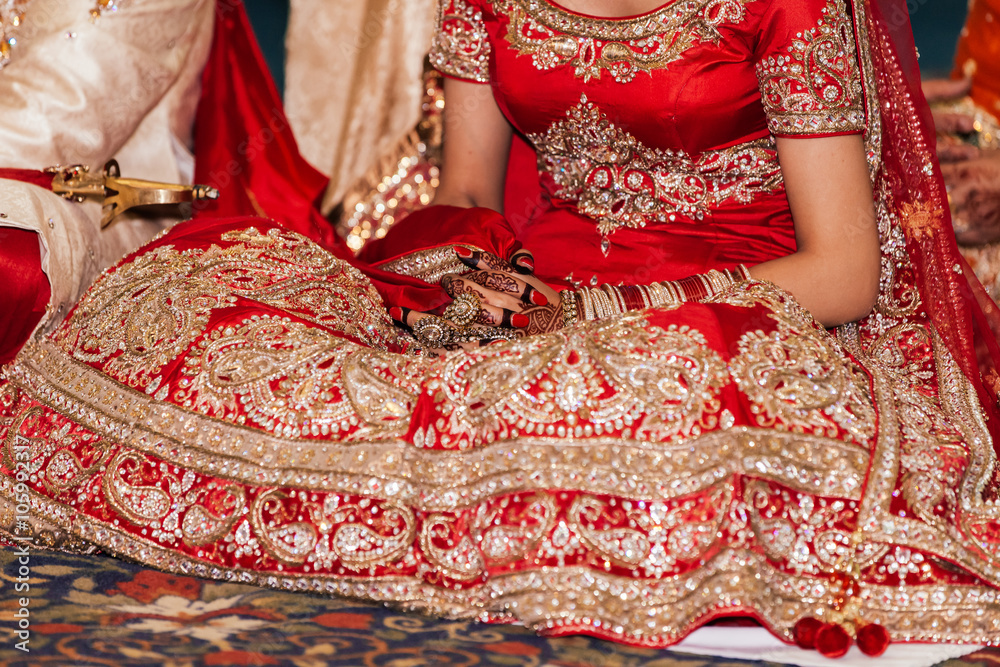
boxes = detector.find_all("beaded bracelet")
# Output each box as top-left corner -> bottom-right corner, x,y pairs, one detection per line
559,290 -> 579,328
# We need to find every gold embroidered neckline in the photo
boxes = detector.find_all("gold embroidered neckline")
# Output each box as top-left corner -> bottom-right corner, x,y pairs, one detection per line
535,0 -> 678,27
493,0 -> 754,82
503,0 -> 734,40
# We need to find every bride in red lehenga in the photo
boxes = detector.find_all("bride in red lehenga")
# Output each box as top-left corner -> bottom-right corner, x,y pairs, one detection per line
3,0 -> 1000,657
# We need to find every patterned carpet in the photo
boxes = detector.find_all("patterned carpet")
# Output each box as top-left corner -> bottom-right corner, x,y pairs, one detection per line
0,548 -> 996,667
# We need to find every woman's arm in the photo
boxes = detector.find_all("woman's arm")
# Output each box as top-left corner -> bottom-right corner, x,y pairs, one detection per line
432,78 -> 514,212
749,134 -> 881,327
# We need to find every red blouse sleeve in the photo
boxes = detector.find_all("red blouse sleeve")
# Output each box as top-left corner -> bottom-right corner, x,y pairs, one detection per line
753,0 -> 866,138
429,0 -> 492,84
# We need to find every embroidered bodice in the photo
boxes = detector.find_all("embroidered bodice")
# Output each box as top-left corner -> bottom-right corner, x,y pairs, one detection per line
430,0 -> 865,258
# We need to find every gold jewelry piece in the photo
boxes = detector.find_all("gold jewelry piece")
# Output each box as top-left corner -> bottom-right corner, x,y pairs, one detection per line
474,326 -> 518,343
48,159 -> 219,227
411,315 -> 456,348
442,292 -> 481,327
411,316 -> 517,348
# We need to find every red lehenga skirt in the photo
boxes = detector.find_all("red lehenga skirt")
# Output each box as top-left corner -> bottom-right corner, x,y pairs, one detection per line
3,0 -> 1000,652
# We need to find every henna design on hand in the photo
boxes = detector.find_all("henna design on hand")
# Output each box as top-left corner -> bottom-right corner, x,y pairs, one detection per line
465,270 -> 520,295
455,247 -> 516,273
518,302 -> 563,336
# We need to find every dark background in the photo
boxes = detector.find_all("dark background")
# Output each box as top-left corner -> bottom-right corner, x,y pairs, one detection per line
241,0 -> 969,96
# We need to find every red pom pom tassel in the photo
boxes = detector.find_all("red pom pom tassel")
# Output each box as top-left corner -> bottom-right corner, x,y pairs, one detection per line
793,617 -> 824,649
856,623 -> 890,657
815,623 -> 852,659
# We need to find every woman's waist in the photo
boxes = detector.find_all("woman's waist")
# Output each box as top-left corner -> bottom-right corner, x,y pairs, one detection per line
519,200 -> 797,288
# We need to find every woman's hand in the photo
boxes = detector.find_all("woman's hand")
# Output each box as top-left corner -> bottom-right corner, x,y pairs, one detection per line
389,247 -> 564,355
442,247 -> 564,337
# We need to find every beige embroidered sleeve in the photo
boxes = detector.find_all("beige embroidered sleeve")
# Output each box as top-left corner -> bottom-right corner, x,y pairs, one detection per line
754,0 -> 866,137
429,0 -> 491,83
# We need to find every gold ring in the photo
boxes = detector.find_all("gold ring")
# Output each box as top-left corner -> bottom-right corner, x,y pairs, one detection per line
442,292 -> 481,328
411,316 -> 456,348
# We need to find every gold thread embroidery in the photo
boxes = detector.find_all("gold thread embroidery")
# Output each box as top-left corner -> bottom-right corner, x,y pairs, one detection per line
527,94 -> 784,239
431,0 -> 492,83
729,307 -> 877,444
5,484 -> 1000,646
378,244 -> 481,284
755,0 -> 865,136
495,0 -> 753,83
9,333 -> 871,508
52,227 -> 404,396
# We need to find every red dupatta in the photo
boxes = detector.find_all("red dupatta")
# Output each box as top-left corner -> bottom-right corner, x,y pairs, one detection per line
860,0 -> 1000,470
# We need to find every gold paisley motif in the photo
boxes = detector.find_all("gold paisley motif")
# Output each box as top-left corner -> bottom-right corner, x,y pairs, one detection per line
475,493 -> 556,566
431,0 -> 492,82
43,446 -> 112,492
181,485 -> 246,547
103,451 -> 176,524
328,504 -> 415,570
755,0 -> 865,135
728,297 -> 876,442
252,489 -> 319,565
342,352 -> 420,426
420,514 -> 487,580
3,405 -> 44,471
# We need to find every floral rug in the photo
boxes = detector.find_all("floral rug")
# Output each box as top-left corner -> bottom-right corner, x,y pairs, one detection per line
0,547 -> 995,667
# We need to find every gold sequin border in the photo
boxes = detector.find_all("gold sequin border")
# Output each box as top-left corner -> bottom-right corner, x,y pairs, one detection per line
1,485 -> 998,646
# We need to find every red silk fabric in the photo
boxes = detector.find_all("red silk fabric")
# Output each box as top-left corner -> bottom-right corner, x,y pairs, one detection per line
0,227 -> 50,364
192,1 -> 348,259
0,169 -> 55,364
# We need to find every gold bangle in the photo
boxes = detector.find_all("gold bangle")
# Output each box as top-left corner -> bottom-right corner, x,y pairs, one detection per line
579,287 -> 595,321
603,284 -> 626,316
591,286 -> 604,318
588,287 -> 604,319
638,284 -> 652,309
